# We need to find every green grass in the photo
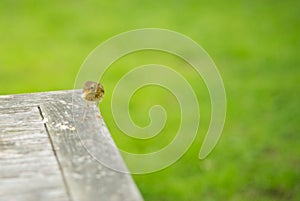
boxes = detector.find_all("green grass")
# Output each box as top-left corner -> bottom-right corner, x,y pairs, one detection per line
0,0 -> 299,200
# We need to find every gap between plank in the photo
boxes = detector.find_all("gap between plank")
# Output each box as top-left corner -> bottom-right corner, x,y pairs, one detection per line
37,106 -> 73,201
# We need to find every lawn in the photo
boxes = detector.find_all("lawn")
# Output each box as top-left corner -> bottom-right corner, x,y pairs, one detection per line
0,0 -> 299,200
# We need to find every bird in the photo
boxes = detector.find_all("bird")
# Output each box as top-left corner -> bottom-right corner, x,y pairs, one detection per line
81,81 -> 105,120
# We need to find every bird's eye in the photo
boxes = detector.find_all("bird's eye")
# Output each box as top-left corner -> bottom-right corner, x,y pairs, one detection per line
90,86 -> 94,90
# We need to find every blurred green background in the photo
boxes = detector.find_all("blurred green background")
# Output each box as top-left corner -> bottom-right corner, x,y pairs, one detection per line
0,0 -> 299,200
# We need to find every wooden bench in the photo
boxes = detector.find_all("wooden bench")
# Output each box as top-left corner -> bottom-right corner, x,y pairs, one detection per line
0,90 -> 143,201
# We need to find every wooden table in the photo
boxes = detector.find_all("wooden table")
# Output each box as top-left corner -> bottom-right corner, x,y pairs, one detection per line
0,90 -> 143,201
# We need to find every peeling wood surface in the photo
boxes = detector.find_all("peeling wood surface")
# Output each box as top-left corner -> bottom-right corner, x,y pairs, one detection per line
0,90 -> 143,201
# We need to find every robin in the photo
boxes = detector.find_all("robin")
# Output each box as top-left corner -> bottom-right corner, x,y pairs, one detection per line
81,81 -> 104,120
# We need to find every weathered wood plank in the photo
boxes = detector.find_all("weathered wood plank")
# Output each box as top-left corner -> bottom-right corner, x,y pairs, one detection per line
0,106 -> 69,201
0,90 -> 143,201
0,90 -> 73,109
40,90 -> 143,201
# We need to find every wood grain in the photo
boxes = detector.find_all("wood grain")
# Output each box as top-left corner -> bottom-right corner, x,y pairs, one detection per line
40,90 -> 143,201
0,90 -> 143,201
0,106 -> 69,201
